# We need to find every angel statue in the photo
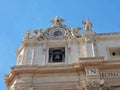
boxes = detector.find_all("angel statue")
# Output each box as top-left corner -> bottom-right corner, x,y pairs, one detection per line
82,18 -> 92,31
23,30 -> 31,40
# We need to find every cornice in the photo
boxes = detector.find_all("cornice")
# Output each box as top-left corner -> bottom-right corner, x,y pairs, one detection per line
4,64 -> 80,89
95,33 -> 120,41
79,56 -> 104,66
78,57 -> 120,70
5,58 -> 120,89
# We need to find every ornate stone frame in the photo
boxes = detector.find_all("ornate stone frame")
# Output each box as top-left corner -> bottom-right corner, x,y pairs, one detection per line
45,41 -> 68,64
107,47 -> 120,60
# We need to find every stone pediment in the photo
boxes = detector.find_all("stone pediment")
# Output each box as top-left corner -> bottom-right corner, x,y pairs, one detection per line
23,16 -> 82,41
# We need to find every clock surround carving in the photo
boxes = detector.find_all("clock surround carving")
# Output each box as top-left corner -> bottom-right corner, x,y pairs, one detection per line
49,28 -> 66,39
23,16 -> 83,41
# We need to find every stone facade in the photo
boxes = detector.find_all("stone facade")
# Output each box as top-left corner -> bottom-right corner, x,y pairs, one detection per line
5,16 -> 120,90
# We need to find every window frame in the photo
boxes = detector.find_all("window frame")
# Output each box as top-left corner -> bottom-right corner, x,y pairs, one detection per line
108,47 -> 120,60
46,46 -> 68,64
48,47 -> 65,63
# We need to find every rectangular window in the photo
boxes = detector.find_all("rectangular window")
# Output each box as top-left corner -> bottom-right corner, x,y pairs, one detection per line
109,48 -> 120,59
48,47 -> 65,63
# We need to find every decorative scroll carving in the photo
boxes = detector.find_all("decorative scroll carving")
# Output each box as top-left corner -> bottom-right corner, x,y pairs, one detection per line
51,16 -> 65,26
32,29 -> 46,40
64,27 -> 82,39
23,16 -> 83,41
83,79 -> 111,90
71,26 -> 82,38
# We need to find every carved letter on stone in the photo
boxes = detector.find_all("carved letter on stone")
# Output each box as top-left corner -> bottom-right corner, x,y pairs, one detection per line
86,68 -> 98,75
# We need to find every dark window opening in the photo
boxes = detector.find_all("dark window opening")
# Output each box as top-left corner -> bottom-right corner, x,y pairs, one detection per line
112,52 -> 116,56
49,47 -> 65,63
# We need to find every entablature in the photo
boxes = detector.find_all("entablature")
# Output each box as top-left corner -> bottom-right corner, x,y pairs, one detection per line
95,32 -> 120,41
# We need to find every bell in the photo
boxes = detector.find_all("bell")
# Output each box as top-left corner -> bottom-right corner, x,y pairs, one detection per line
54,54 -> 61,60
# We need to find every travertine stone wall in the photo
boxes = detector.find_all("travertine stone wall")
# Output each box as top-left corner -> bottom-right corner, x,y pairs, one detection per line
17,37 -> 120,65
96,39 -> 120,60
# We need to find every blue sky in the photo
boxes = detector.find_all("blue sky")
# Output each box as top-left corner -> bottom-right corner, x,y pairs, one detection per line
0,0 -> 120,89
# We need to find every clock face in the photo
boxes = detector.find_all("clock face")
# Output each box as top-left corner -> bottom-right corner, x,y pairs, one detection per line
50,28 -> 65,39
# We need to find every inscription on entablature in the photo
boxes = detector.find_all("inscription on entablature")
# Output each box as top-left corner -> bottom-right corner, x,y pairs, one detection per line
86,68 -> 99,75
100,72 -> 120,78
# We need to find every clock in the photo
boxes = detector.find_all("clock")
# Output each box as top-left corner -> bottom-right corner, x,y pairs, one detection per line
50,28 -> 65,39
